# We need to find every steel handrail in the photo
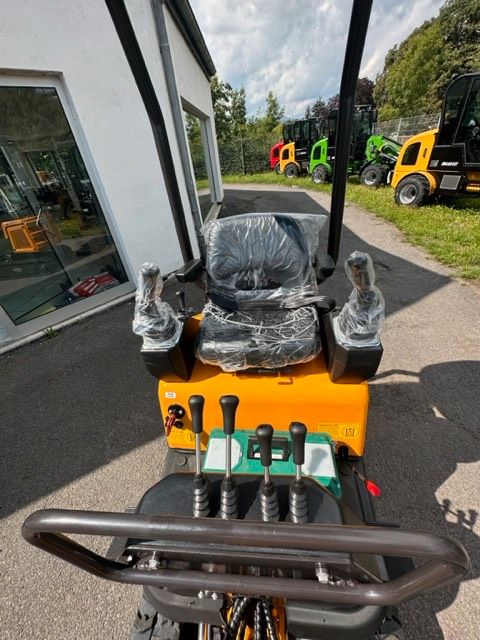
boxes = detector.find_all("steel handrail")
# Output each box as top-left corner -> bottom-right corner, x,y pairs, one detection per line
22,509 -> 469,606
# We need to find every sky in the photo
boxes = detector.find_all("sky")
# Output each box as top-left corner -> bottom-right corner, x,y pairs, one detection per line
189,0 -> 445,118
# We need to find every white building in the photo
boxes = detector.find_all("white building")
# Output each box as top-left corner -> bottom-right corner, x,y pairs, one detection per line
0,0 -> 222,347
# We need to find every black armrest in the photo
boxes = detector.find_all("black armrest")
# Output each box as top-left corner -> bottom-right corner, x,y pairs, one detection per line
175,258 -> 204,283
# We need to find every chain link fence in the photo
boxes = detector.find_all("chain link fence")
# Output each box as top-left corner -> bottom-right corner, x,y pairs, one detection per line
373,113 -> 440,143
189,135 -> 279,179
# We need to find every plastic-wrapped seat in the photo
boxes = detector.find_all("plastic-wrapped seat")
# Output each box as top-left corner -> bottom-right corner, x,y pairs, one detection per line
196,213 -> 327,372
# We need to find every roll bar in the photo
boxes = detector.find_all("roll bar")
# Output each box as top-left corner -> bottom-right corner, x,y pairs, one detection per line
22,509 -> 469,606
326,0 -> 373,269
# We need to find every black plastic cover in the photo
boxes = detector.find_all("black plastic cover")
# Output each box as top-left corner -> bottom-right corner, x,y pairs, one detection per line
321,312 -> 383,383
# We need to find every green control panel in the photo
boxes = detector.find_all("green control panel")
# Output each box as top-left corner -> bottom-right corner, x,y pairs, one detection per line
203,429 -> 341,498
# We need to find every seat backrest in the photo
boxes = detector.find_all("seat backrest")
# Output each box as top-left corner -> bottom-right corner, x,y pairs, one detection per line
203,213 -> 326,309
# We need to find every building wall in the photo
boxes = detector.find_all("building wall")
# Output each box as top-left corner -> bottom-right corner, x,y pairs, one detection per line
163,6 -> 223,203
0,0 -> 212,283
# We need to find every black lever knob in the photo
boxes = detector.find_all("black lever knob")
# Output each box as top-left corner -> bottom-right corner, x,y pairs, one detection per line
256,424 -> 274,468
289,422 -> 307,466
189,395 -> 205,434
220,395 -> 239,435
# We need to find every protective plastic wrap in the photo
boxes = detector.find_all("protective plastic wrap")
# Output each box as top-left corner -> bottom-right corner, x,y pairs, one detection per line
132,263 -> 182,351
196,302 -> 321,372
202,213 -> 327,310
334,251 -> 385,347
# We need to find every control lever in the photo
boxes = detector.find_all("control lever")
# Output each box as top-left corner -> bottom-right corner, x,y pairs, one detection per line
289,422 -> 308,523
219,395 -> 239,520
189,395 -> 210,518
176,290 -> 186,316
256,424 -> 279,522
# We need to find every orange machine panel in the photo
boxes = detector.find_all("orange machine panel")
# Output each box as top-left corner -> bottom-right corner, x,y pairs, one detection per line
159,354 -> 369,457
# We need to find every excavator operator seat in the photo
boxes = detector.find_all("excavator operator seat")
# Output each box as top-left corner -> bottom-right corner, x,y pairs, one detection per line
196,213 -> 327,372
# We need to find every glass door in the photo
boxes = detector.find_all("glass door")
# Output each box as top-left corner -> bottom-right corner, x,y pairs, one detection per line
0,86 -> 128,328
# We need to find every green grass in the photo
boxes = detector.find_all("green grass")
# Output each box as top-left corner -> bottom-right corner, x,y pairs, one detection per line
211,172 -> 480,279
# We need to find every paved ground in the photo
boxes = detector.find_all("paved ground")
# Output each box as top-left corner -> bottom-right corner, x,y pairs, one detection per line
1,184 -> 479,639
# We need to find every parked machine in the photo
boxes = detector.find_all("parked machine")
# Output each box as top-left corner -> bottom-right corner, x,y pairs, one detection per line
309,106 -> 401,185
268,141 -> 284,174
22,2 -> 470,639
392,72 -> 480,206
277,117 -> 327,177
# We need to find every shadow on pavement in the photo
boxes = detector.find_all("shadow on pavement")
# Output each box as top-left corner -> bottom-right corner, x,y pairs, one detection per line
0,282 -> 204,519
367,360 -> 479,640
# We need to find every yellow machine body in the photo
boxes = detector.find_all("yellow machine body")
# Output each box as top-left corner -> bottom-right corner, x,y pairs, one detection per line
159,337 -> 369,457
278,142 -> 299,174
390,129 -> 438,192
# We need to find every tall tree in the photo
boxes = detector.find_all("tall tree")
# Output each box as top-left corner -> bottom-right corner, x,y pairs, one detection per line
210,75 -> 234,142
264,91 -> 285,132
230,87 -> 247,137
355,77 -> 375,105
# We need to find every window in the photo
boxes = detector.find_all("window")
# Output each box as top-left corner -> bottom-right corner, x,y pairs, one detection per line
401,142 -> 421,166
312,146 -> 321,160
183,110 -> 213,220
437,76 -> 469,146
456,78 -> 480,164
273,147 -> 279,158
0,86 -> 127,325
282,148 -> 290,160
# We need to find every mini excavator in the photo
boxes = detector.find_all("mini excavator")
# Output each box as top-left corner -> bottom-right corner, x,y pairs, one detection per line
22,1 -> 470,639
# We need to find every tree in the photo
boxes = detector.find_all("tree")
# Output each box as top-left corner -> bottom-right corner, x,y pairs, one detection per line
310,97 -> 328,119
264,91 -> 285,132
184,112 -> 201,145
210,75 -> 234,142
355,77 -> 375,105
373,0 -> 480,120
230,87 -> 247,137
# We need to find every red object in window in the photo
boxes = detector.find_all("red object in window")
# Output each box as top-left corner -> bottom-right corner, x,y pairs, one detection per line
69,273 -> 119,298
269,142 -> 284,169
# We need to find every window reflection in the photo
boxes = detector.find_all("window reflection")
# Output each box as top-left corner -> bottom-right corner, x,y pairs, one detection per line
184,111 -> 212,220
0,86 -> 127,324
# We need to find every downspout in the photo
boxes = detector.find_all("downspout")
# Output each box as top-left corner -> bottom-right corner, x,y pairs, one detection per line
104,0 -> 194,263
151,0 -> 203,235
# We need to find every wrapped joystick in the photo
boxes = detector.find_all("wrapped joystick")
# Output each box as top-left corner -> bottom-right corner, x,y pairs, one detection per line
334,251 -> 384,348
132,263 -> 182,351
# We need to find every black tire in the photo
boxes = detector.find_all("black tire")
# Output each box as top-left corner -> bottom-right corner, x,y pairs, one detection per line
312,165 -> 329,184
370,609 -> 405,639
284,163 -> 299,179
394,175 -> 431,206
274,161 -> 281,175
360,164 -> 387,187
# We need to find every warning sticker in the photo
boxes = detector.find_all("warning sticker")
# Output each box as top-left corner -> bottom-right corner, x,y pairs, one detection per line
165,391 -> 176,399
316,423 -> 359,439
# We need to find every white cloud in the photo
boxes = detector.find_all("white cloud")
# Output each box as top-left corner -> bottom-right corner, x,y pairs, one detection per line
190,0 -> 444,117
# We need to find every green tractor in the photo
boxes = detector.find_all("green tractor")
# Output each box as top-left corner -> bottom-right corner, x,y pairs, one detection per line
310,106 -> 401,186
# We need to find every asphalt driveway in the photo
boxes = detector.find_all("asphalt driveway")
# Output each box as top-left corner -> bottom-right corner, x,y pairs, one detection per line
1,184 -> 478,639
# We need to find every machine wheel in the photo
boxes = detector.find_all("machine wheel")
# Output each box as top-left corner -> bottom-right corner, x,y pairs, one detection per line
360,164 -> 387,187
312,165 -> 329,184
394,175 -> 431,206
274,161 -> 282,175
130,596 -> 181,639
370,609 -> 405,639
284,163 -> 299,179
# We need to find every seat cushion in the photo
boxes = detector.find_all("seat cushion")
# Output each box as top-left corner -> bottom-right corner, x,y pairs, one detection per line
203,213 -> 326,310
196,303 -> 320,372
